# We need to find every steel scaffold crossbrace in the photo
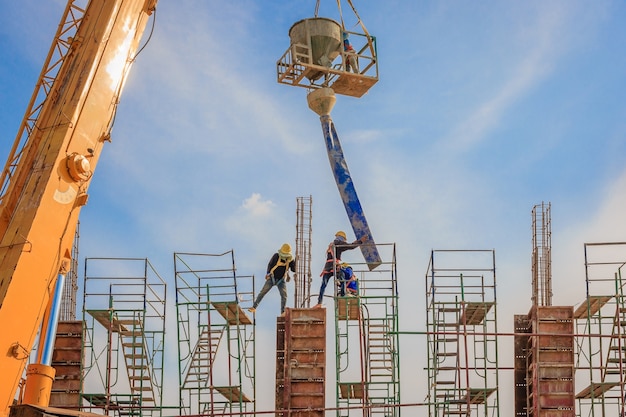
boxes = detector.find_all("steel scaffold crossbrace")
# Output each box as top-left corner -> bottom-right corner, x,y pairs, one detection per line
81,257 -> 166,417
573,242 -> 626,417
425,249 -> 500,417
335,242 -> 400,417
174,251 -> 256,417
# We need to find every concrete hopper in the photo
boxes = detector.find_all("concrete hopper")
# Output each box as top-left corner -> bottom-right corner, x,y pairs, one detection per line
307,87 -> 336,116
289,18 -> 342,81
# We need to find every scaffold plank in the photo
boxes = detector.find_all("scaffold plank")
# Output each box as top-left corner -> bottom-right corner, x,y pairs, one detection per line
336,297 -> 360,320
214,386 -> 251,402
463,387 -> 496,404
459,302 -> 494,325
339,382 -> 366,399
211,301 -> 252,325
576,382 -> 620,399
573,295 -> 612,319
87,310 -> 129,332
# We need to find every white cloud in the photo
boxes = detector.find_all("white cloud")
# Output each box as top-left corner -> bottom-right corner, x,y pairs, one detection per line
443,4 -> 579,151
242,193 -> 275,216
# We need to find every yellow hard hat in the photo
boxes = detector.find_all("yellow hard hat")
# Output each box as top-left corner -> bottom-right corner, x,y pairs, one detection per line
335,230 -> 347,240
279,243 -> 292,256
341,262 -> 351,269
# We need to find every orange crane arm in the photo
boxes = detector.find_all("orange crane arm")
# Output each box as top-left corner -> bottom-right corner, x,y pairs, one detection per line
0,1 -> 157,415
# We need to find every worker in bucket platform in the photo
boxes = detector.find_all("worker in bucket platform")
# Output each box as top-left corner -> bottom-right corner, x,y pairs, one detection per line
248,243 -> 295,317
342,32 -> 359,73
314,231 -> 366,308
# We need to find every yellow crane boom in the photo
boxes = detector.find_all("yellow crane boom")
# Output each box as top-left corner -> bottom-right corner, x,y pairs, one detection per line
0,1 -> 157,415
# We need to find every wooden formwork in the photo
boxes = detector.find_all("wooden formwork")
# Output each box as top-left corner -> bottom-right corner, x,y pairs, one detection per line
276,308 -> 326,417
514,314 -> 531,417
49,321 -> 83,408
522,306 -> 576,417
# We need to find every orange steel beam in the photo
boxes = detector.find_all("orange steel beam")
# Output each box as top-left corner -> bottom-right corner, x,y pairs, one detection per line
0,1 -> 157,415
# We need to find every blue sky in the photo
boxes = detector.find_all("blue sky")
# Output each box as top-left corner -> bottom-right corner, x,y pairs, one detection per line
2,0 -> 626,414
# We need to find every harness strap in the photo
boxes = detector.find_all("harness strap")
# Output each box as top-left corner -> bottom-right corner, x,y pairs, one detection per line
270,255 -> 291,275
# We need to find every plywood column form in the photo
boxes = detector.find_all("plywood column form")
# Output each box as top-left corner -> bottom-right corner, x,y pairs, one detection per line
49,321 -> 83,408
514,315 -> 531,417
527,306 -> 575,417
276,317 -> 286,415
276,308 -> 326,417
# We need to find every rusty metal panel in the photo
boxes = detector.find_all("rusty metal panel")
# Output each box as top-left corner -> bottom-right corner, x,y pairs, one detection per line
9,404 -> 101,417
532,306 -> 574,321
290,350 -> 326,364
277,308 -> 326,417
276,317 -> 286,416
536,365 -> 574,380
49,392 -> 81,408
290,365 -> 325,380
526,307 -> 575,416
288,411 -> 325,417
537,350 -> 574,363
50,321 -> 82,408
537,410 -> 576,417
288,382 -> 325,407
514,314 -> 530,416
539,380 -> 573,394
537,392 -> 575,408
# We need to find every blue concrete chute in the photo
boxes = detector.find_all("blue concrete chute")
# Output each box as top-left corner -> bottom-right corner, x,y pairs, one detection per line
308,88 -> 381,270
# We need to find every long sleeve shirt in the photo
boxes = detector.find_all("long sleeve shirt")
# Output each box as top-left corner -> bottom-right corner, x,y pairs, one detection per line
322,237 -> 361,273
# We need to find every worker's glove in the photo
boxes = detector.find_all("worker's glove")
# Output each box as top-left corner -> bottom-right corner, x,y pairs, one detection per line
265,274 -> 270,280
286,273 -> 291,282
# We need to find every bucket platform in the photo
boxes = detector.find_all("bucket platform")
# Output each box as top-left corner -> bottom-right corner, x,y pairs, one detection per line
277,17 -> 378,98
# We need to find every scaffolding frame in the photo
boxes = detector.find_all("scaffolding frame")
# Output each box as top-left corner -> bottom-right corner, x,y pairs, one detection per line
295,196 -> 313,308
425,249 -> 500,417
81,257 -> 166,417
174,251 -> 255,416
574,242 -> 626,417
335,242 -> 400,417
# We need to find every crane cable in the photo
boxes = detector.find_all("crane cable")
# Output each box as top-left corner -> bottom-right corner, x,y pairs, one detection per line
337,0 -> 375,58
314,0 -> 375,58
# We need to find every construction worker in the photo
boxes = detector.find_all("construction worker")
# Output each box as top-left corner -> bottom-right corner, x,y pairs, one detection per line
342,32 -> 359,73
248,243 -> 295,317
338,262 -> 358,297
314,231 -> 366,308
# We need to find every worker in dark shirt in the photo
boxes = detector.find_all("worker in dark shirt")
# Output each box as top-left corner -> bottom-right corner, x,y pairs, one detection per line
248,243 -> 296,317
